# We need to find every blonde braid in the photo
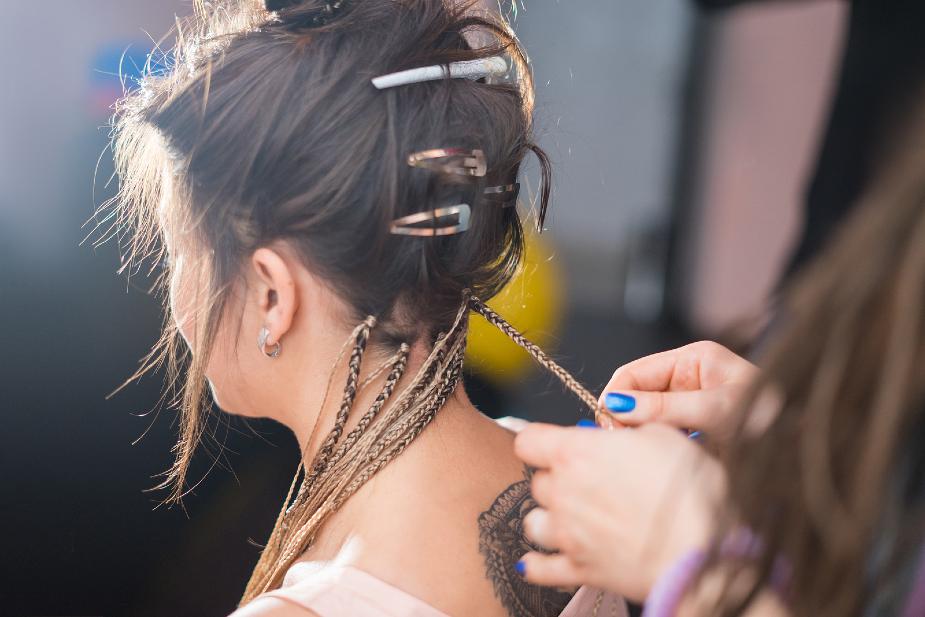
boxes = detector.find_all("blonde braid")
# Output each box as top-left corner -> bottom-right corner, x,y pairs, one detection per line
241,317 -> 377,601
358,344 -> 410,390
282,343 -> 409,515
335,337 -> 467,511
467,295 -> 602,419
304,317 -> 375,486
324,344 -> 410,472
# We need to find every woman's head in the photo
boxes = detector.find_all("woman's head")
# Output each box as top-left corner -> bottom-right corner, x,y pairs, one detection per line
110,0 -> 548,499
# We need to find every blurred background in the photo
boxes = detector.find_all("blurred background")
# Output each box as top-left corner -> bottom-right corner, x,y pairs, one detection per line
5,0 -> 916,614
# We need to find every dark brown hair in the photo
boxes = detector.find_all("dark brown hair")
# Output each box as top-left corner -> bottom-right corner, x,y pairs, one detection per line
109,0 -> 545,498
106,0 -> 599,604
705,111 -> 925,615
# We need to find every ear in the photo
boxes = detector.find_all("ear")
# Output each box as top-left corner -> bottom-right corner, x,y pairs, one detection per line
250,247 -> 299,347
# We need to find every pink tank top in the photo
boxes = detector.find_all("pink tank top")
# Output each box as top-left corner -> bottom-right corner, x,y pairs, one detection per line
247,562 -> 627,617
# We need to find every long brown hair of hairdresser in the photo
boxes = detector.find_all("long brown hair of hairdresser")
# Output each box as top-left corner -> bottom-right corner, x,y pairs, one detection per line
512,109 -> 925,615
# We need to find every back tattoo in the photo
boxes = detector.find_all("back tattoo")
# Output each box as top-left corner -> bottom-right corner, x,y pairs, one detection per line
478,468 -> 575,617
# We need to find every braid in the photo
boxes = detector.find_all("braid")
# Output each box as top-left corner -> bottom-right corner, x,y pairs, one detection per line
467,295 -> 602,418
241,317 -> 375,601
325,345 -> 410,472
358,344 -> 409,390
304,317 -> 375,486
339,341 -> 466,510
285,342 -> 409,514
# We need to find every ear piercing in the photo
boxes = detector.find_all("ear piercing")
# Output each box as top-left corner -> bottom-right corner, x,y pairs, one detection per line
258,326 -> 282,358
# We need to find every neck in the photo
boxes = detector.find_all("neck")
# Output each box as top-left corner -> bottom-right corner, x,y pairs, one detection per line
292,380 -> 492,566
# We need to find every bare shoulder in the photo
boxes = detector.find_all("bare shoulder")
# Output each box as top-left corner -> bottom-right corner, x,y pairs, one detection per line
228,597 -> 320,617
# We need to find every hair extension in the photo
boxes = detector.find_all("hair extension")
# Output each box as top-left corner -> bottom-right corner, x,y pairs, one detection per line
303,317 -> 375,487
324,344 -> 410,471
467,295 -> 601,416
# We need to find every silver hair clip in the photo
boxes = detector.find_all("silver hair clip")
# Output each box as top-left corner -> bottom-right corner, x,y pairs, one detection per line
408,148 -> 487,177
372,56 -> 508,90
390,204 -> 471,237
483,182 -> 520,207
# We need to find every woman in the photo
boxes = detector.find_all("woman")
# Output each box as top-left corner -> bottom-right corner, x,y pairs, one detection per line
513,110 -> 925,615
106,0 -> 620,615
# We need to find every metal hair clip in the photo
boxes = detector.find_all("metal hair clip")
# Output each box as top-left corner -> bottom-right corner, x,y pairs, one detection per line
407,148 -> 487,177
483,182 -> 520,207
372,56 -> 508,90
390,204 -> 471,237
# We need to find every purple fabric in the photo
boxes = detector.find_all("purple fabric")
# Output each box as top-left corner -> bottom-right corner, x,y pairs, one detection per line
902,544 -> 925,617
640,548 -> 707,617
641,529 -> 790,617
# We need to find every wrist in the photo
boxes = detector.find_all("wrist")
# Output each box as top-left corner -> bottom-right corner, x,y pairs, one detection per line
649,453 -> 725,590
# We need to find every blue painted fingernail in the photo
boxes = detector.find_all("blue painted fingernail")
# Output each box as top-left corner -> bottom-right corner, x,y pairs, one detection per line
576,419 -> 599,428
605,393 -> 636,412
516,560 -> 526,576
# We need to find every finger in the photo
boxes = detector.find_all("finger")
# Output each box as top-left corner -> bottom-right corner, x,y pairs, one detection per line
598,341 -> 749,410
601,386 -> 743,433
517,552 -> 585,588
598,347 -> 693,407
530,470 -> 554,508
514,423 -> 569,469
523,507 -> 559,551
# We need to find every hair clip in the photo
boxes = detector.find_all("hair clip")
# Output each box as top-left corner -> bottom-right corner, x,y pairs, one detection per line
372,56 -> 508,90
408,148 -> 487,177
483,182 -> 520,207
390,204 -> 471,237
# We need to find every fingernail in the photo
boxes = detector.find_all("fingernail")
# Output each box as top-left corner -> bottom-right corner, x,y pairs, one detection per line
605,392 -> 636,412
515,560 -> 526,576
576,419 -> 599,428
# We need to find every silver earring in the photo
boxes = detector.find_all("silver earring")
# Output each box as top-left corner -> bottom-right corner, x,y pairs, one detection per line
258,326 -> 281,358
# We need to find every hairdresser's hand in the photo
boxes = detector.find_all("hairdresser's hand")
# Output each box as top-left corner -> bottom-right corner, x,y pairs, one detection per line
599,341 -> 758,446
514,422 -> 725,601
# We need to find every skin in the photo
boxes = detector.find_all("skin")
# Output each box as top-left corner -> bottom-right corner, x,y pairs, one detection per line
596,341 -> 760,447
168,240 -> 555,617
513,343 -> 789,616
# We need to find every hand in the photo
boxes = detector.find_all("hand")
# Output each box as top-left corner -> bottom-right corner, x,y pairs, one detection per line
599,341 -> 758,446
514,423 -> 725,602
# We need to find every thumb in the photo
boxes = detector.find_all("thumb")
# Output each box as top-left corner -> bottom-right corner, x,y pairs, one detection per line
600,387 -> 738,433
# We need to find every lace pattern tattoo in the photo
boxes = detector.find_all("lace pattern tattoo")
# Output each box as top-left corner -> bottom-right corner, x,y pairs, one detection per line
478,468 -> 575,617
